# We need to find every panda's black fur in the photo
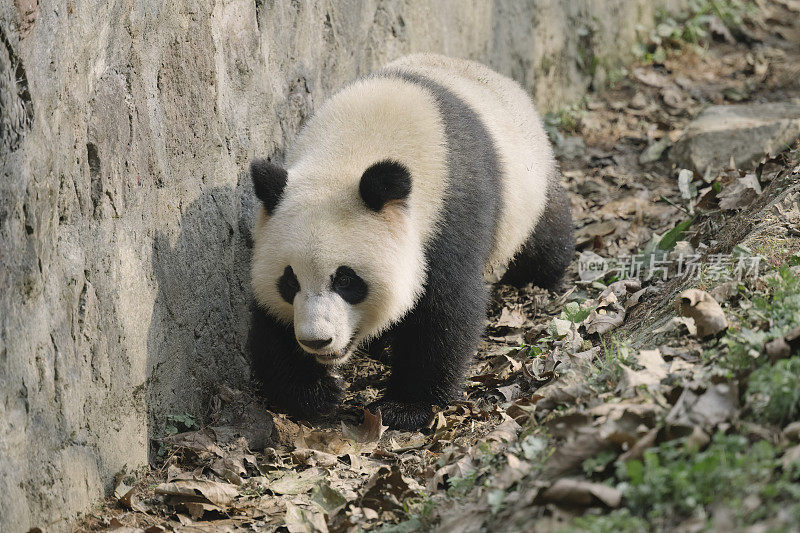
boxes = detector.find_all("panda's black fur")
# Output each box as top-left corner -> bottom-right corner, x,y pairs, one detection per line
248,56 -> 574,430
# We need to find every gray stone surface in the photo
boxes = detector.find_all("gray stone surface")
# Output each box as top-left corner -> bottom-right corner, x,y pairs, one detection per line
671,102 -> 800,172
0,1 -> 677,530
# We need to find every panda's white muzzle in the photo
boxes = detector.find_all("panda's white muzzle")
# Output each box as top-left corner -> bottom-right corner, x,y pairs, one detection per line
293,292 -> 355,364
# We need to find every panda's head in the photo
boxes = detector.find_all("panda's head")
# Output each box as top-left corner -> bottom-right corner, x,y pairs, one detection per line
249,157 -> 426,365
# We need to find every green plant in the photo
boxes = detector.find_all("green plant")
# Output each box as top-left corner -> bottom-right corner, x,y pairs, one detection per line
164,413 -> 198,436
544,101 -> 586,137
562,301 -> 594,325
564,509 -> 649,533
590,336 -> 633,390
617,432 -> 800,525
716,263 -> 800,372
746,357 -> 800,426
636,0 -> 756,63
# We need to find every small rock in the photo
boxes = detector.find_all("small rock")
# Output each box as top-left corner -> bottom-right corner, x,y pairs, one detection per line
555,136 -> 587,160
670,102 -> 800,172
710,280 -> 738,303
630,92 -> 648,110
765,336 -> 791,360
639,137 -> 671,164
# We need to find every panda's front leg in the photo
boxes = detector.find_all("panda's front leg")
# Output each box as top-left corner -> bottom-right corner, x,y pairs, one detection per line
369,272 -> 487,430
249,304 -> 343,420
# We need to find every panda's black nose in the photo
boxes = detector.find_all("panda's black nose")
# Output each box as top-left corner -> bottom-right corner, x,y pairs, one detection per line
299,338 -> 333,350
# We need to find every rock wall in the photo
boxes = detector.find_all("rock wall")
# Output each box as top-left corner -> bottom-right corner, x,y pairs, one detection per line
0,1 -> 679,530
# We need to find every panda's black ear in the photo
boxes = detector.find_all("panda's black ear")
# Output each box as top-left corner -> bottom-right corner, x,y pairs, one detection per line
359,160 -> 412,212
251,158 -> 288,214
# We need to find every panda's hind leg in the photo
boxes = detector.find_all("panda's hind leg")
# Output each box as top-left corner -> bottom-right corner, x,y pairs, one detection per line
500,179 -> 574,289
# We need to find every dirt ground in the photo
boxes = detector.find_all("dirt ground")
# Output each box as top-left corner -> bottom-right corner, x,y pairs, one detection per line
77,2 -> 800,532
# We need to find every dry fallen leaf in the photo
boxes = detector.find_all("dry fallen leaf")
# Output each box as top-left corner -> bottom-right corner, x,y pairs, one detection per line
154,479 -> 238,507
718,173 -> 762,209
270,468 -> 327,495
118,486 -> 149,513
619,349 -> 668,391
496,306 -> 527,328
292,448 -> 339,468
163,430 -> 224,457
540,478 -> 622,507
428,453 -> 477,491
677,289 -> 728,337
341,408 -> 388,444
486,413 -> 522,443
667,383 -> 739,429
654,316 -> 698,336
783,421 -> 800,442
361,466 -> 418,512
284,501 -> 329,533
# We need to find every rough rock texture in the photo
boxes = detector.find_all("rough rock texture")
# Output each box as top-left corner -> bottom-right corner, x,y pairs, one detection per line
671,102 -> 800,172
0,1 -> 679,531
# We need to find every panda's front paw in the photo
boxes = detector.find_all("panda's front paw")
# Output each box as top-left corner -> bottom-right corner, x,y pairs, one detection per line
283,373 -> 344,421
368,398 -> 433,430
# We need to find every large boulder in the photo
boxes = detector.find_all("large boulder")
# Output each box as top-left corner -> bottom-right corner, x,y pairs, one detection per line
671,102 -> 800,172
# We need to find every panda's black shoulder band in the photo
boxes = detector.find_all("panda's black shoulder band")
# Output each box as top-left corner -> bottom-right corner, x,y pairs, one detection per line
359,160 -> 412,212
251,158 -> 288,214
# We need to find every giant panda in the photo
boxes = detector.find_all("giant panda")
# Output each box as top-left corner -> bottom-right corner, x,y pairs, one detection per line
248,54 -> 574,430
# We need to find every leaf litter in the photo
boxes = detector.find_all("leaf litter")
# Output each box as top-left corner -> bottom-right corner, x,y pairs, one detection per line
79,3 -> 800,532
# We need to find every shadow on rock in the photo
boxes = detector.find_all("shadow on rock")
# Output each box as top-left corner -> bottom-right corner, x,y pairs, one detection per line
146,184 -> 257,458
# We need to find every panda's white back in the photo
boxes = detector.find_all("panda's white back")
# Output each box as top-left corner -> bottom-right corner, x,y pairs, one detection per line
383,54 -> 555,278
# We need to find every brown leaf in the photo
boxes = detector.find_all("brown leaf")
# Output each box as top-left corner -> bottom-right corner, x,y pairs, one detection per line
782,444 -> 800,471
284,501 -> 329,533
273,414 -> 303,447
163,430 -> 223,457
361,466 -> 418,512
677,289 -> 728,337
619,349 -> 668,391
618,428 -> 659,463
118,487 -> 148,513
543,430 -> 608,479
540,478 -> 621,507
765,336 -> 791,360
428,411 -> 447,432
154,479 -> 238,507
496,306 -> 527,328
783,421 -> 800,442
270,468 -> 327,495
183,501 -> 225,521
428,453 -> 477,491
341,408 -> 388,443
291,448 -> 339,468
718,173 -> 762,210
654,316 -> 698,336
295,427 -> 355,455
667,383 -> 739,429
575,220 -> 617,248
486,414 -> 522,443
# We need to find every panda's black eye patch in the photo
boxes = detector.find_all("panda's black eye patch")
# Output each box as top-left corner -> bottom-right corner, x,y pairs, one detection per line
332,266 -> 368,304
277,266 -> 300,304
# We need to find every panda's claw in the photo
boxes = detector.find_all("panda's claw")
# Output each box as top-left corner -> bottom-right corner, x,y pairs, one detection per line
368,398 -> 433,430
